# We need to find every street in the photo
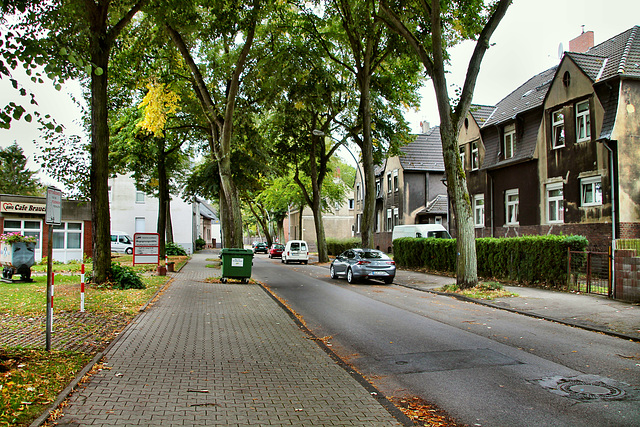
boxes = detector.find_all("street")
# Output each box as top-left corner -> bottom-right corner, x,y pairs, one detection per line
252,255 -> 640,427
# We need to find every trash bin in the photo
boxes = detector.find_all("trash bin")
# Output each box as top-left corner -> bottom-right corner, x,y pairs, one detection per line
220,248 -> 253,283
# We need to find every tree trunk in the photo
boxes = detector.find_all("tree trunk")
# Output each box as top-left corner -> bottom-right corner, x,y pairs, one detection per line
157,140 -> 167,258
358,70 -> 376,249
165,200 -> 174,243
89,45 -> 111,284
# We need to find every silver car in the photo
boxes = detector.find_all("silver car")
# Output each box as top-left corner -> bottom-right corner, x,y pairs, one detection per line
330,248 -> 396,284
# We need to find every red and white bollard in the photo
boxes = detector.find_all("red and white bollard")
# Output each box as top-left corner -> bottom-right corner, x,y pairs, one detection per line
80,264 -> 85,312
49,272 -> 54,334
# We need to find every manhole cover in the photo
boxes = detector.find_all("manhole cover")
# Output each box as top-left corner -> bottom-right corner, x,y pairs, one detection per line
557,379 -> 625,400
537,375 -> 637,402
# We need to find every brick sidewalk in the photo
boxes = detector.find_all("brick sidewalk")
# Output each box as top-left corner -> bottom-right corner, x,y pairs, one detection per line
52,252 -> 405,426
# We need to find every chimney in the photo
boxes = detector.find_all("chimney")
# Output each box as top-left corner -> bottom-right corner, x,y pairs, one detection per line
419,120 -> 430,134
569,28 -> 594,53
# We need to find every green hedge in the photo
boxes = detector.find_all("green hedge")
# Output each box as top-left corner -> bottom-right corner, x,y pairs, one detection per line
326,238 -> 361,256
393,235 -> 588,286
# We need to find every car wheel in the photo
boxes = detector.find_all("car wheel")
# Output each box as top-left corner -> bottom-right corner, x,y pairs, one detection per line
125,247 -> 133,255
330,265 -> 337,279
347,268 -> 356,284
384,277 -> 394,285
303,260 -> 308,265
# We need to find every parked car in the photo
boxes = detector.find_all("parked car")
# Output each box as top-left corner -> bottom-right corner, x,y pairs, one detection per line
391,224 -> 451,240
253,242 -> 269,254
281,240 -> 309,264
268,243 -> 285,259
330,248 -> 396,284
111,231 -> 134,254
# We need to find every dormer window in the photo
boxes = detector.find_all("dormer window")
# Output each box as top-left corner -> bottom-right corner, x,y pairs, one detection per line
576,101 -> 591,142
504,124 -> 515,159
471,141 -> 479,170
552,110 -> 565,149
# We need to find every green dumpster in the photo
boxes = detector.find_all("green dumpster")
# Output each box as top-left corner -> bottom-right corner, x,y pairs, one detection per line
220,248 -> 254,283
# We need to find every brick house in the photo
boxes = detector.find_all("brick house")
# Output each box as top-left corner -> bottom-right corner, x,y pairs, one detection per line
460,27 -> 640,250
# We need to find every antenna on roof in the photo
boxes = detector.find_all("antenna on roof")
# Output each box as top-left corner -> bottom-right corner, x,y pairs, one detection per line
581,25 -> 585,34
558,42 -> 564,60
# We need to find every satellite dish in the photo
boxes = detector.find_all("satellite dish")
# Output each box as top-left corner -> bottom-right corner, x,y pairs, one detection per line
558,42 -> 564,60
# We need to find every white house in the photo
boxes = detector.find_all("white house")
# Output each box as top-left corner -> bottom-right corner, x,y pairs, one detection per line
109,174 -> 200,254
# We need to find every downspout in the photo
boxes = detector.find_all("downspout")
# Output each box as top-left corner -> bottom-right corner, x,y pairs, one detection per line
601,138 -> 617,297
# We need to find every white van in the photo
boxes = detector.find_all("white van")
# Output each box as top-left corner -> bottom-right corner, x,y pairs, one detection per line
391,224 -> 452,241
281,240 -> 309,264
111,231 -> 134,254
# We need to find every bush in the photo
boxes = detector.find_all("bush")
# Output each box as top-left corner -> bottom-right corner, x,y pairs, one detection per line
195,238 -> 206,251
393,235 -> 589,287
326,238 -> 361,256
166,242 -> 187,256
109,263 -> 145,290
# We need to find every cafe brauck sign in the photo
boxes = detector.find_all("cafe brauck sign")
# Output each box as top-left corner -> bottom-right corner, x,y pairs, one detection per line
1,201 -> 46,214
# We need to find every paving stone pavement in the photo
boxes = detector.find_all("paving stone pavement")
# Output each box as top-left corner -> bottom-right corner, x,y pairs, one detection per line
52,251 -> 404,427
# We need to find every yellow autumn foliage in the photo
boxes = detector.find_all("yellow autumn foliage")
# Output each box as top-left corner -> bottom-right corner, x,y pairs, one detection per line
137,82 -> 181,138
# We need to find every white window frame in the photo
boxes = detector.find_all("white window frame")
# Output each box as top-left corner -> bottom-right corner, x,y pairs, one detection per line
387,173 -> 392,193
393,207 -> 399,226
473,194 -> 485,228
459,146 -> 465,169
471,141 -> 479,170
386,208 -> 393,230
576,101 -> 591,142
356,183 -> 361,202
504,124 -> 515,159
52,222 -> 83,250
581,176 -> 603,206
348,198 -> 355,210
135,190 -> 145,204
546,183 -> 564,224
393,169 -> 399,192
3,219 -> 42,249
505,189 -> 519,226
376,180 -> 381,197
552,110 -> 565,149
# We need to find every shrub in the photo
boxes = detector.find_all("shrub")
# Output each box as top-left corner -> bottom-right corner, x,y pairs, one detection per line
109,263 -> 145,290
166,242 -> 187,256
195,238 -> 206,251
394,235 -> 589,287
326,238 -> 361,256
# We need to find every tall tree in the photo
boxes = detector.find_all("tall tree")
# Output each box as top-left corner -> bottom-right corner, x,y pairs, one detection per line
150,0 -> 263,248
0,142 -> 44,195
307,0 -> 421,249
380,0 -> 511,288
4,0 -> 146,283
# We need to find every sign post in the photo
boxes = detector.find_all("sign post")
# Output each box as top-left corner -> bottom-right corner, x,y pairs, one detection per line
45,187 -> 62,351
133,233 -> 160,266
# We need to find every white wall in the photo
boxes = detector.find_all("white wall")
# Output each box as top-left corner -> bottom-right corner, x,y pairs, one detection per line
109,175 -> 195,254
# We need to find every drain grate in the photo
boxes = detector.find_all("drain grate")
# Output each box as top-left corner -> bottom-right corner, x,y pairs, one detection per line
537,374 -> 637,402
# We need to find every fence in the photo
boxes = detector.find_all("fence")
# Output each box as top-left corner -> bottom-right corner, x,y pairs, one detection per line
567,250 -> 611,296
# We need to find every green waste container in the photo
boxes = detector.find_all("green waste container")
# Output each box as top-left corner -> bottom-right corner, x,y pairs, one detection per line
220,248 -> 254,283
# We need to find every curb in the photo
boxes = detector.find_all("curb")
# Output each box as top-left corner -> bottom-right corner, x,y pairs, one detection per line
395,282 -> 640,343
29,276 -> 175,427
258,283 -> 415,427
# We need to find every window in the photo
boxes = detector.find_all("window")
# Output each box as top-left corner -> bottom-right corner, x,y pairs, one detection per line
576,101 -> 591,142
4,219 -> 41,249
546,183 -> 564,223
135,190 -> 145,203
393,207 -> 399,226
474,194 -> 485,227
393,169 -> 399,192
376,180 -> 381,197
53,222 -> 83,250
348,198 -> 355,210
459,146 -> 466,169
552,110 -> 565,148
135,217 -> 146,233
505,189 -> 519,226
386,208 -> 393,230
387,173 -> 392,193
471,141 -> 479,170
504,124 -> 515,159
356,183 -> 361,202
581,176 -> 602,206
435,216 -> 442,225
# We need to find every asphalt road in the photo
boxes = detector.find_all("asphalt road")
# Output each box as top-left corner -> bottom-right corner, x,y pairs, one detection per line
252,255 -> 640,427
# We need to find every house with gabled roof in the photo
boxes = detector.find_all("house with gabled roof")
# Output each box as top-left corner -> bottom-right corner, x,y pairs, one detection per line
354,122 -> 448,252
460,26 -> 640,250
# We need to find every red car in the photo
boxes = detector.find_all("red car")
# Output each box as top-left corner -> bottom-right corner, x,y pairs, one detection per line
268,243 -> 285,259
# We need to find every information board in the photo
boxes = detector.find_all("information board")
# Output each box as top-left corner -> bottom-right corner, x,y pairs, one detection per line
133,233 -> 160,265
45,187 -> 62,225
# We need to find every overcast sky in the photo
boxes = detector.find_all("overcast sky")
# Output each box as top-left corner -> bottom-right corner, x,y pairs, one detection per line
1,0 -> 639,185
